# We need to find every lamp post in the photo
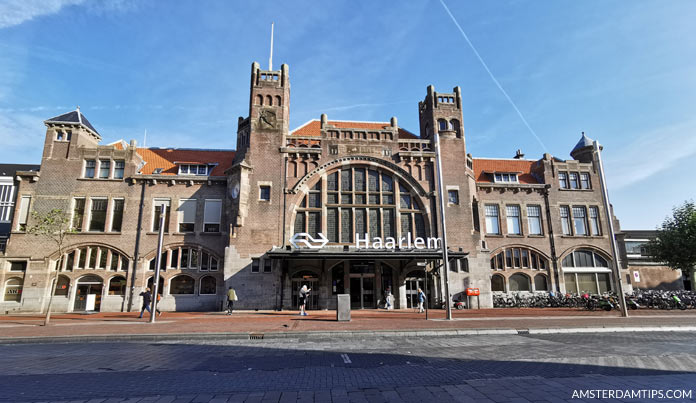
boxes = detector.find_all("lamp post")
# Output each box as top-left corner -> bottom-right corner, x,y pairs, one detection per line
593,141 -> 628,318
434,131 -> 453,320
150,205 -> 166,323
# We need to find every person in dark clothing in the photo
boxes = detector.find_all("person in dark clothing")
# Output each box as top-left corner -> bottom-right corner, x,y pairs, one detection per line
138,287 -> 161,318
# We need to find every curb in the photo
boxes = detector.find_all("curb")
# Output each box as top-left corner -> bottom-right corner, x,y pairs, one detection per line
1,325 -> 696,344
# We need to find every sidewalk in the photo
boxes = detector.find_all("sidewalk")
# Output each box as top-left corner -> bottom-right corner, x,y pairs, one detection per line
1,308 -> 695,343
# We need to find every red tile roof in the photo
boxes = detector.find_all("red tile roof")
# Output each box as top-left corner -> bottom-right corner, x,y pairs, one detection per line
136,148 -> 235,176
473,158 -> 539,184
291,119 -> 419,139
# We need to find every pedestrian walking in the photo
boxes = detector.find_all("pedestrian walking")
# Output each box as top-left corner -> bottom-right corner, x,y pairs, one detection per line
138,287 -> 161,318
417,288 -> 426,313
299,284 -> 311,316
226,286 -> 238,315
385,287 -> 394,310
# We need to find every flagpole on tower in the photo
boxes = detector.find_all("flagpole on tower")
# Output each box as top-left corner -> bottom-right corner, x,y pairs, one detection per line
269,22 -> 274,70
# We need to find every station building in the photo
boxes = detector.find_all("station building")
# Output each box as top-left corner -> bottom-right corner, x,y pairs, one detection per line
1,61 -> 632,313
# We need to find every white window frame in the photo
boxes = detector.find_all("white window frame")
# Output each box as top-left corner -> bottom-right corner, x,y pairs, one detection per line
493,173 -> 519,184
16,195 -> 31,231
580,172 -> 591,189
178,199 -> 197,233
446,186 -> 460,206
84,159 -> 96,179
558,172 -> 568,189
560,205 -> 571,235
505,205 -> 522,235
109,198 -> 125,232
98,159 -> 111,179
484,204 -> 500,235
152,198 -> 171,232
526,205 -> 543,235
87,197 -> 108,232
113,160 -> 125,179
572,206 -> 588,236
0,180 -> 15,223
203,199 -> 222,233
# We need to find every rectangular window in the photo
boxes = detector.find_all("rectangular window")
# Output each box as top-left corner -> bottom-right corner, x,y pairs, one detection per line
580,173 -> 590,189
564,273 -> 578,294
251,258 -> 260,273
573,206 -> 587,236
569,173 -> 579,189
294,212 -> 305,234
259,185 -> 271,201
400,213 -> 413,237
558,172 -> 568,189
308,211 -> 320,238
263,259 -> 272,273
383,209 -> 395,238
560,206 -> 571,235
72,198 -> 85,231
327,208 -> 338,242
526,205 -> 542,235
190,248 -> 199,269
201,252 -> 209,271
484,204 -> 500,235
505,205 -> 521,235
84,160 -> 96,178
114,160 -> 125,179
170,249 -> 179,269
178,199 -> 196,232
153,199 -> 171,232
9,261 -> 27,271
341,170 -> 352,191
111,199 -> 124,232
368,208 -> 380,239
448,190 -> 459,205
99,160 -> 110,179
589,206 -> 601,236
181,248 -> 190,268
0,184 -> 15,223
204,199 -> 222,232
17,195 -> 31,231
341,209 -> 352,242
89,198 -> 108,232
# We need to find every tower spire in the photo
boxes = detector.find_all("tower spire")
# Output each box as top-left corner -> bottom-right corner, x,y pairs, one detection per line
269,22 -> 274,70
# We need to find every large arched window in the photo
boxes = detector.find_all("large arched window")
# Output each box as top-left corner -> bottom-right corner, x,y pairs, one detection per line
438,119 -> 448,131
294,166 -> 426,244
56,246 -> 129,272
562,249 -> 612,295
170,275 -> 195,295
534,274 -> 548,291
200,276 -> 217,295
108,276 -> 126,296
490,247 -> 548,270
148,246 -> 220,272
509,273 -> 531,291
491,274 -> 505,292
4,277 -> 23,302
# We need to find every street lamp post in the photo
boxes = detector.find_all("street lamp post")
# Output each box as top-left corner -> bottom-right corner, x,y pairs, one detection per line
593,141 -> 628,318
434,131 -> 453,320
150,205 -> 166,323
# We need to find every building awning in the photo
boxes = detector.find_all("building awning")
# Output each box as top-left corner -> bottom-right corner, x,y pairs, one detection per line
266,247 -> 468,260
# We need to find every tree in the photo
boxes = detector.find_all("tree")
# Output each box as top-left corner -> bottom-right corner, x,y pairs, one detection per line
27,208 -> 74,326
646,201 -> 696,276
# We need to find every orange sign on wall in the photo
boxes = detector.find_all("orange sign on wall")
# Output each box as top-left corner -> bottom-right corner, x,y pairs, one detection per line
466,288 -> 480,296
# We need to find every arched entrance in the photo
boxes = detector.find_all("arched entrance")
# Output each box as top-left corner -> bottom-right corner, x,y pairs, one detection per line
74,275 -> 103,311
291,270 -> 319,310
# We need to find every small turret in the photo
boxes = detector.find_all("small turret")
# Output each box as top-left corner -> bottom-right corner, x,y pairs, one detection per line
570,132 -> 600,163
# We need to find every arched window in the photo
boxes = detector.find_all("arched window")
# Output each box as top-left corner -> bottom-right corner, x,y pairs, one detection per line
450,119 -> 461,137
4,277 -> 23,302
562,249 -> 612,295
491,274 -> 505,292
275,96 -> 282,106
147,276 -> 165,295
256,94 -> 263,105
148,246 -> 220,271
294,166 -> 426,244
170,275 -> 195,295
490,247 -> 548,270
562,249 -> 609,268
108,276 -> 126,296
266,95 -> 272,106
509,273 -> 531,291
534,274 -> 548,291
438,119 -> 448,131
200,276 -> 216,295
54,275 -> 70,296
56,246 -> 128,272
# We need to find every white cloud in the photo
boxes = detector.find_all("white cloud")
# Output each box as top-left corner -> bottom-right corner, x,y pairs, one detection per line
603,120 -> 696,189
0,0 -> 87,29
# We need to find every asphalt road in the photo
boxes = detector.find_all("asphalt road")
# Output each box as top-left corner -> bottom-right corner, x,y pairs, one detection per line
2,332 -> 696,402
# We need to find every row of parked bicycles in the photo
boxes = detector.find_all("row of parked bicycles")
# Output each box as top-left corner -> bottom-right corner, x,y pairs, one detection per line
492,289 -> 696,311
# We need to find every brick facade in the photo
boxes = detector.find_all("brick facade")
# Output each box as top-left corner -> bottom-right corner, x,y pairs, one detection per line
1,61 -> 632,313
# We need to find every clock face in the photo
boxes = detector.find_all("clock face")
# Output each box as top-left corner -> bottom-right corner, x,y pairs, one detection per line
230,182 -> 240,199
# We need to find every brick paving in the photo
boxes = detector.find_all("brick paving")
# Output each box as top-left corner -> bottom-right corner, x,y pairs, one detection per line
1,332 -> 696,402
1,308 -> 695,341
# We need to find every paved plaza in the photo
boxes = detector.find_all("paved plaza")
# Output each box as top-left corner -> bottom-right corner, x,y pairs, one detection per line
2,331 -> 696,402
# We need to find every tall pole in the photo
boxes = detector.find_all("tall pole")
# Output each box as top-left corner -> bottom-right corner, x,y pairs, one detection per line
150,205 -> 166,323
269,22 -> 274,70
434,131 -> 452,320
593,141 -> 628,317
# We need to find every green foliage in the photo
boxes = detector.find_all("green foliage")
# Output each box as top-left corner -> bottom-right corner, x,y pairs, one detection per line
646,201 -> 696,273
27,209 -> 75,252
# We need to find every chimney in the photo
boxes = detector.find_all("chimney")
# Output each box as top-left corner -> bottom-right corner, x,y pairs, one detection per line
514,149 -> 525,159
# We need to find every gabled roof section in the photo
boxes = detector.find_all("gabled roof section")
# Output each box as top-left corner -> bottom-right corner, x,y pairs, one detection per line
290,119 -> 419,139
45,107 -> 100,136
571,132 -> 594,154
473,158 -> 540,184
136,148 -> 235,176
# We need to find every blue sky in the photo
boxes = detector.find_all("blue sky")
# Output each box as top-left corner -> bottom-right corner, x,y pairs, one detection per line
0,0 -> 694,230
